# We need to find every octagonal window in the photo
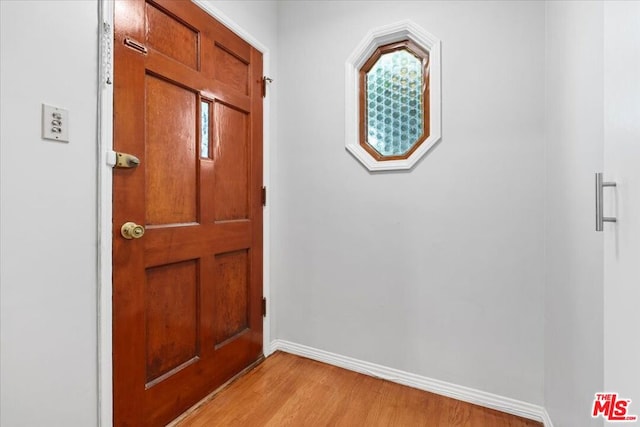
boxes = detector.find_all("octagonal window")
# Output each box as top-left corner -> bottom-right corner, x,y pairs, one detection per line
346,21 -> 441,171
360,40 -> 429,161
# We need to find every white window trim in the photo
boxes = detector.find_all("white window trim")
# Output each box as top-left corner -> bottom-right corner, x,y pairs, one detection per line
345,20 -> 442,171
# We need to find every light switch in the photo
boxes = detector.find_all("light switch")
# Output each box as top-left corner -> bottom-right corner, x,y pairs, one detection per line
42,104 -> 69,142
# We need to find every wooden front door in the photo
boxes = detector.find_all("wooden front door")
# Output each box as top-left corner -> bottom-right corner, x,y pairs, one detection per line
113,1 -> 264,425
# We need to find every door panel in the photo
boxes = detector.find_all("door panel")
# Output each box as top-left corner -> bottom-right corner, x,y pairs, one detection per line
213,103 -> 249,221
145,2 -> 199,69
212,46 -> 250,94
214,249 -> 250,347
113,1 -> 263,425
145,259 -> 199,385
145,75 -> 198,226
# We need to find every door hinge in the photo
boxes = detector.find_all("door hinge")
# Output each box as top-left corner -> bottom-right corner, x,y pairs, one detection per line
262,297 -> 267,317
261,76 -> 273,98
261,186 -> 267,206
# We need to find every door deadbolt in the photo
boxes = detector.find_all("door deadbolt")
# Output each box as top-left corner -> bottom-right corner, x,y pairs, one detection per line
121,222 -> 145,239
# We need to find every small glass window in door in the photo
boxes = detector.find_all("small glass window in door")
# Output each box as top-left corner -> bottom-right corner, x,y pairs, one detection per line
200,100 -> 211,159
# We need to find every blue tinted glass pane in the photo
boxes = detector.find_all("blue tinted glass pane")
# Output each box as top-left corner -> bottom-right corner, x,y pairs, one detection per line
200,101 -> 210,159
366,49 -> 424,156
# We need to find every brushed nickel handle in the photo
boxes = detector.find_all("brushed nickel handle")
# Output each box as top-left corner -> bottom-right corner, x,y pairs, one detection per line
595,172 -> 617,232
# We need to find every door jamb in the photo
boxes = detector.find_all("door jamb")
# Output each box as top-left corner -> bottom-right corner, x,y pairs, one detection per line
97,1 -> 273,425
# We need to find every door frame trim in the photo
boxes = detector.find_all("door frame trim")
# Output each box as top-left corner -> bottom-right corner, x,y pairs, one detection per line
97,1 -> 273,425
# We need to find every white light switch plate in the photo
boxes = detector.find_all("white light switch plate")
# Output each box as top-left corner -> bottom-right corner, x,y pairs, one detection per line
42,104 -> 69,142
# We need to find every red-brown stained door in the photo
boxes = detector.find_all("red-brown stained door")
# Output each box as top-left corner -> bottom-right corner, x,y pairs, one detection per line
112,1 -> 263,425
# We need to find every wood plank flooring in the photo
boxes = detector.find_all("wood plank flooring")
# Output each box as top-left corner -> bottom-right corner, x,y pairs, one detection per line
173,351 -> 542,427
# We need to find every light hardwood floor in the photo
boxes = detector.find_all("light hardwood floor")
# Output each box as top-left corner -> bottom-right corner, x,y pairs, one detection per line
174,352 -> 542,427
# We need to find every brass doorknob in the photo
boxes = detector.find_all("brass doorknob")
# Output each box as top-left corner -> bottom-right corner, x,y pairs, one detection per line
121,222 -> 145,239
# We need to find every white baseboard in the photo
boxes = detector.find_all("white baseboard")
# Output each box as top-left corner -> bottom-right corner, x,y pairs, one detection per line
270,339 -> 552,427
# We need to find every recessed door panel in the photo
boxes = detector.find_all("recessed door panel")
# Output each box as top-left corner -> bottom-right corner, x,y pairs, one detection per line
145,1 -> 199,69
214,250 -> 249,347
145,74 -> 198,226
145,260 -> 199,385
212,44 -> 249,94
213,102 -> 249,222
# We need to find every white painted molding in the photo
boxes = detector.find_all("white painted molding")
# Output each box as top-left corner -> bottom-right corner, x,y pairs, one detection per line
540,408 -> 555,427
345,20 -> 442,171
271,340 -> 551,426
97,4 -> 115,426
191,0 -> 268,55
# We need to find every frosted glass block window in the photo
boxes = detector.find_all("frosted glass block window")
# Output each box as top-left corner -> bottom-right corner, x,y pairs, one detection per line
346,23 -> 441,171
359,40 -> 430,160
366,50 -> 423,156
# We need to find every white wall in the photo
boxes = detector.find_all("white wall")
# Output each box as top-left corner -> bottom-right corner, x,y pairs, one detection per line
274,0 -> 545,404
544,2 -> 605,426
0,1 -> 99,426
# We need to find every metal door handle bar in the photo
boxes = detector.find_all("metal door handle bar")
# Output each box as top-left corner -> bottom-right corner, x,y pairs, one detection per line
595,172 -> 617,232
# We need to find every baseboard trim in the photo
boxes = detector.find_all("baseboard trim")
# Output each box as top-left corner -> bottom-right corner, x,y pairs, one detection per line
271,339 -> 551,427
